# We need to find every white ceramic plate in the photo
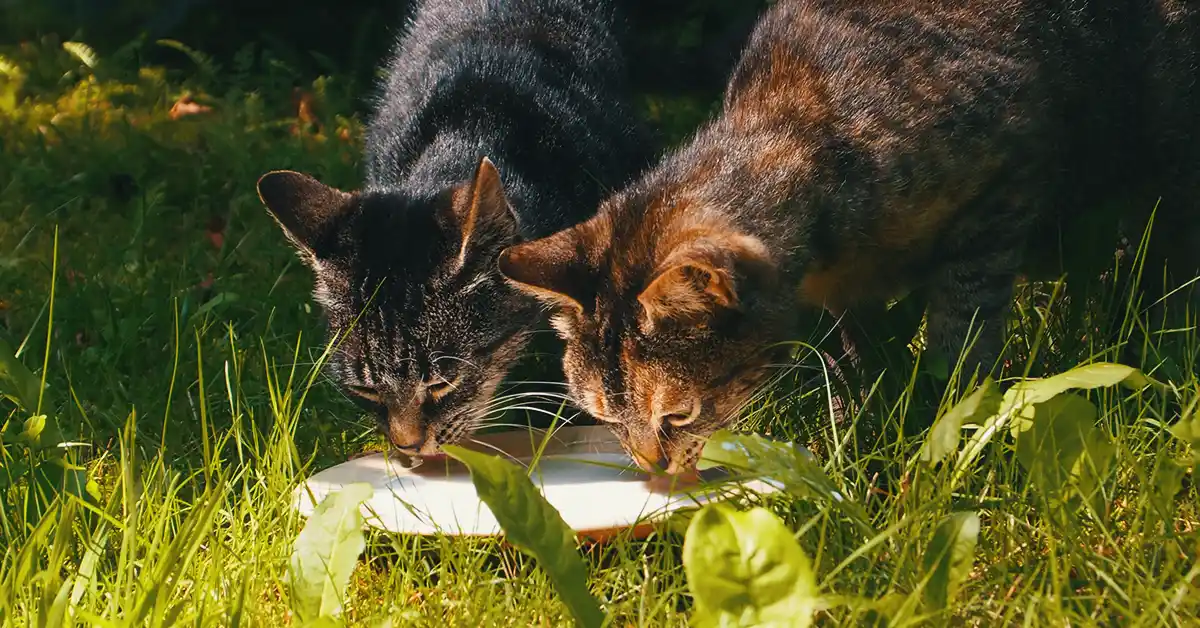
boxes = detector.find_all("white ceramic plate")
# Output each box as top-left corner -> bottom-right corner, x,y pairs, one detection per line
293,425 -> 778,539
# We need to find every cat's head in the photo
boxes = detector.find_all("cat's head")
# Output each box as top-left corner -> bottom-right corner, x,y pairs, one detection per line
498,199 -> 788,473
258,157 -> 534,455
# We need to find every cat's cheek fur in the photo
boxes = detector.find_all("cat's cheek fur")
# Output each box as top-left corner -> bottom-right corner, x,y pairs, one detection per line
310,266 -> 343,313
432,334 -> 530,447
548,313 -> 577,340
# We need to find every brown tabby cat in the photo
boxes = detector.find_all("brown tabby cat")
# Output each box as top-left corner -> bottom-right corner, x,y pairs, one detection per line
497,0 -> 1200,473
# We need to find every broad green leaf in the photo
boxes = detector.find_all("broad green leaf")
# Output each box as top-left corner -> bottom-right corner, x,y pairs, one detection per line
1169,412 -> 1200,462
683,504 -> 818,627
699,431 -> 874,534
61,41 -> 99,69
288,483 -> 372,625
32,458 -> 90,501
1150,458 -> 1187,521
40,577 -> 71,628
0,336 -> 40,410
20,416 -> 64,452
921,378 -> 1001,465
921,512 -> 980,611
1000,363 -> 1156,415
0,460 -> 31,488
442,446 -> 604,628
191,292 -> 240,321
1012,394 -> 1114,512
1011,391 -> 1096,439
21,414 -> 46,444
954,363 -> 1151,487
862,592 -> 908,625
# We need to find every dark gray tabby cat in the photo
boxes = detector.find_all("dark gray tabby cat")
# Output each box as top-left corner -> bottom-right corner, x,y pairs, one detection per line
256,0 -> 649,456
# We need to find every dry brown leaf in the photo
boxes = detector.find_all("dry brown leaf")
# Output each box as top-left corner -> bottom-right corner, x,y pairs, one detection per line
293,88 -> 319,127
169,94 -> 213,120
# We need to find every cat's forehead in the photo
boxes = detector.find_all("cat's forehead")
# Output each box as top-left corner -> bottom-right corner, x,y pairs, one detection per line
343,195 -> 449,265
334,271 -> 511,363
334,308 -> 463,380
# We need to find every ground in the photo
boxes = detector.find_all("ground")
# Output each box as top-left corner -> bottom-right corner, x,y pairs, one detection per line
0,38 -> 1197,627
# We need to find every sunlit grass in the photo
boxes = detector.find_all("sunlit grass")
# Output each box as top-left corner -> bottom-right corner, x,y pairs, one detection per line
0,37 -> 1197,627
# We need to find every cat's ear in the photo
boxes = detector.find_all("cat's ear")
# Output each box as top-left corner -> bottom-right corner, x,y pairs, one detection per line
638,232 -> 774,330
257,171 -> 356,262
498,228 -> 594,312
449,157 -> 519,269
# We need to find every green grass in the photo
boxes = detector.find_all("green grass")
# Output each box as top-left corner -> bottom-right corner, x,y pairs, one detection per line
1,39 -> 1198,627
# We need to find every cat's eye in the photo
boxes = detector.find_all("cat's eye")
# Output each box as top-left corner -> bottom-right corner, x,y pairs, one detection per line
348,385 -> 380,403
426,376 -> 461,401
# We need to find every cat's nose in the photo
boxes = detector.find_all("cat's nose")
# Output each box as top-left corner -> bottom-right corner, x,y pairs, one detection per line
388,416 -> 426,452
627,436 -> 667,472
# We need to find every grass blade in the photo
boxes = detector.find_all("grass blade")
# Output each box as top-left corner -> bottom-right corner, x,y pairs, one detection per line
699,430 -> 874,535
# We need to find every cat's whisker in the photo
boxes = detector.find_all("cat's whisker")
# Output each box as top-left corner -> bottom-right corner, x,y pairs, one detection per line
477,405 -> 581,423
480,422 -> 553,432
477,396 -> 573,414
482,392 -> 575,407
544,416 -> 588,441
434,354 -> 481,371
498,380 -> 570,388
482,393 -> 571,403
521,327 -> 563,337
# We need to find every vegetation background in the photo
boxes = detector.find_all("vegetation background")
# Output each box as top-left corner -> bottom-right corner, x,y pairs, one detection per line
0,1 -> 1197,626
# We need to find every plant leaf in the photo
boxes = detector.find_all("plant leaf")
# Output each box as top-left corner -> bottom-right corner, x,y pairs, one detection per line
35,458 -> 89,501
921,512 -> 980,611
1012,393 -> 1114,512
1150,458 -> 1187,522
921,378 -> 1001,465
0,336 -> 40,410
21,414 -> 45,440
62,41 -> 99,69
1000,363 -> 1156,415
953,362 -> 1151,487
683,504 -> 818,627
288,483 -> 372,624
699,431 -> 874,534
1169,411 -> 1200,463
442,446 -> 604,628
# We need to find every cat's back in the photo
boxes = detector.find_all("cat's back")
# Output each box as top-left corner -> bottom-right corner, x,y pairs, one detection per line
369,0 -> 630,147
364,0 -> 648,233
387,0 -> 623,90
689,0 -> 1191,304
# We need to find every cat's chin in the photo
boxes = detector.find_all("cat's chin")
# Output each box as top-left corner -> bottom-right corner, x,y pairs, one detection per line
407,453 -> 471,477
644,468 -> 703,494
386,450 -> 449,470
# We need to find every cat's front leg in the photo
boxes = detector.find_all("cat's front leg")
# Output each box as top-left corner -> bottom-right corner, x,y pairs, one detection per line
924,243 -> 1023,391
